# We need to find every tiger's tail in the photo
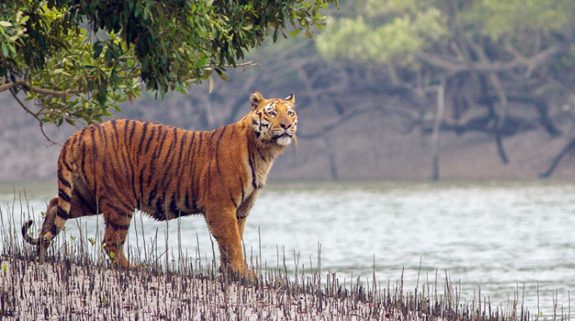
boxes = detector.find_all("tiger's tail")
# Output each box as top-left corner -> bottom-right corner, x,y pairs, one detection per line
21,220 -> 40,245
46,143 -> 76,243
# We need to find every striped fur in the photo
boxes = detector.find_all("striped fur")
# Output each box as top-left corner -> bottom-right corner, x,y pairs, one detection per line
22,91 -> 297,277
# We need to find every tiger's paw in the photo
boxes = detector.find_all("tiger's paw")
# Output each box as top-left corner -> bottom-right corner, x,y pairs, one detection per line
220,265 -> 258,284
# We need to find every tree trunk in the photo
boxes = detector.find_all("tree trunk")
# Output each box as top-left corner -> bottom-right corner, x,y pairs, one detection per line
431,78 -> 446,181
540,138 -> 575,178
324,136 -> 339,180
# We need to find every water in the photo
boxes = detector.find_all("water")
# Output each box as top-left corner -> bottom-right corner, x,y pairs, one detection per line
1,180 -> 574,316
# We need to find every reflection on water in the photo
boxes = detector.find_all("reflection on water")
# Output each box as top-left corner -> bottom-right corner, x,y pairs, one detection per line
1,180 -> 574,314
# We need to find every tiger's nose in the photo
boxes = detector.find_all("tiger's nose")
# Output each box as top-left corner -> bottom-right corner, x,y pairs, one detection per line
280,122 -> 291,129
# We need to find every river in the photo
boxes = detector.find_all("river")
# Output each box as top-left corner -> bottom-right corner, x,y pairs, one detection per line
1,180 -> 573,317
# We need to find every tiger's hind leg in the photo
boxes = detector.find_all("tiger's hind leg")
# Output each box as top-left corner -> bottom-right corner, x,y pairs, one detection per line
100,200 -> 134,268
32,187 -> 98,261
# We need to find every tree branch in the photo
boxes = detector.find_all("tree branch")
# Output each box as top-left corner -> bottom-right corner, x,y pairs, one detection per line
0,80 -> 25,92
298,106 -> 379,140
1,79 -> 81,97
416,45 -> 564,74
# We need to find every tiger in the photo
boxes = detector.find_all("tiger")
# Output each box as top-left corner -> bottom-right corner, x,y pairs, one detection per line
22,91 -> 298,278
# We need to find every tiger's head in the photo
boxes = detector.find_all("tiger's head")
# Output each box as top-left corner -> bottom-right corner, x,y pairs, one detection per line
249,91 -> 298,147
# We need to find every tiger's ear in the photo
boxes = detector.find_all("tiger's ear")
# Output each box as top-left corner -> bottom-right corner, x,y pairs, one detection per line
250,91 -> 265,109
285,93 -> 295,105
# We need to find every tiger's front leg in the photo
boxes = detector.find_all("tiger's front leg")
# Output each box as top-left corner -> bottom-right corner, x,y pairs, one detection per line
205,205 -> 251,278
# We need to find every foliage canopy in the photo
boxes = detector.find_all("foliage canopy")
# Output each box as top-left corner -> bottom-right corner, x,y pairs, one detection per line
0,0 -> 336,128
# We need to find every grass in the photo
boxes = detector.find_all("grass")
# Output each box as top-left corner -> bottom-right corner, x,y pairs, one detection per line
0,193 -> 571,320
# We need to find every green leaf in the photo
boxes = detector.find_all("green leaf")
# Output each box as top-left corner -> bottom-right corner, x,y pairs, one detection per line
93,41 -> 104,58
1,42 -> 9,57
289,29 -> 300,37
197,56 -> 209,68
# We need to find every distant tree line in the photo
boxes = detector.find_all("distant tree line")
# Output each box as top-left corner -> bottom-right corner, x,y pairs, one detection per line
315,0 -> 575,178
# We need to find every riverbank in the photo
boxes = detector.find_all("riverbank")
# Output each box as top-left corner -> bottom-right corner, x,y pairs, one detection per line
0,256 -> 402,320
0,250 -> 539,321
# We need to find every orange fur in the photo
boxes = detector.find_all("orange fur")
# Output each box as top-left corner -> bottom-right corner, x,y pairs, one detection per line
22,91 -> 298,277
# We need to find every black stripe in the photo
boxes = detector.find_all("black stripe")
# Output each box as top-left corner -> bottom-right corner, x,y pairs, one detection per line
137,122 -> 149,152
130,169 -> 138,207
148,183 -> 158,208
144,127 -> 157,154
58,189 -> 71,203
56,206 -> 69,219
108,221 -> 130,231
155,126 -> 168,155
138,169 -> 146,208
80,141 -> 88,182
239,175 -> 245,203
216,126 -> 227,145
248,150 -> 257,189
185,131 -> 195,161
147,126 -> 168,187
111,119 -> 120,146
169,195 -> 179,216
146,129 -> 160,185
215,126 -> 227,175
188,132 -> 197,198
174,131 -> 189,204
191,133 -> 203,197
184,189 -> 192,211
62,159 -> 73,172
105,201 -> 133,218
206,160 -> 212,192
258,112 -> 263,131
107,121 -> 124,180
97,123 -> 107,148
58,172 -> 72,189
123,120 -> 138,203
229,191 -> 238,208
174,129 -> 186,172
158,131 -> 179,191
123,120 -> 130,147
76,191 -> 97,213
128,120 -> 137,146
49,223 -> 58,235
155,195 -> 166,220
77,128 -> 88,185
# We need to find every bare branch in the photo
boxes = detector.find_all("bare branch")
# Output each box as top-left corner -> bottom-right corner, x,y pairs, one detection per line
416,45 -> 564,75
298,106 -> 380,140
